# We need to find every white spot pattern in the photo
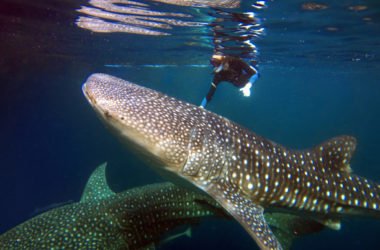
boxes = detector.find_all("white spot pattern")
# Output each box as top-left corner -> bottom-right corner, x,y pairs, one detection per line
84,74 -> 380,250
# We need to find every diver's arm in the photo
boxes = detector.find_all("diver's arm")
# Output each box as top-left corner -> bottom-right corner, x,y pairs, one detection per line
213,64 -> 223,73
200,78 -> 220,108
242,61 -> 257,76
206,82 -> 218,100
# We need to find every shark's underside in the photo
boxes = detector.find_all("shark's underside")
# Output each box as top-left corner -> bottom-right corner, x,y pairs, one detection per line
82,73 -> 380,250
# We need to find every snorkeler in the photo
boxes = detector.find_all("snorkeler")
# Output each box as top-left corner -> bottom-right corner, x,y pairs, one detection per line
200,54 -> 259,108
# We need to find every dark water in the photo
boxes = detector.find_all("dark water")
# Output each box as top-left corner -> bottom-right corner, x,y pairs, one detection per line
1,0 -> 380,249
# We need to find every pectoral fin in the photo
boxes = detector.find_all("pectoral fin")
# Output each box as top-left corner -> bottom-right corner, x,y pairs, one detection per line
206,183 -> 282,250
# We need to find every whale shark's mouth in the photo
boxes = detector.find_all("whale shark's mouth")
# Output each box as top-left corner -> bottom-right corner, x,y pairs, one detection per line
82,75 -> 164,165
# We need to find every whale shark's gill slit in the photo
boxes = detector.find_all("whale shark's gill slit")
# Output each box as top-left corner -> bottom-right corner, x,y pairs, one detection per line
202,128 -> 221,182
209,125 -> 230,183
183,115 -> 228,184
183,127 -> 203,176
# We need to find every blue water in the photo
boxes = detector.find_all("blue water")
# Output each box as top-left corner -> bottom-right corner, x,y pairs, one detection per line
1,0 -> 380,249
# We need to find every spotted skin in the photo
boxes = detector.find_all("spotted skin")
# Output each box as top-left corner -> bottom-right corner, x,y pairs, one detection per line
0,163 -> 223,249
83,73 -> 380,250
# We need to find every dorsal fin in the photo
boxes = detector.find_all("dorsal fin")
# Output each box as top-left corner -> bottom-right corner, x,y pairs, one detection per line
315,136 -> 357,173
80,162 -> 115,203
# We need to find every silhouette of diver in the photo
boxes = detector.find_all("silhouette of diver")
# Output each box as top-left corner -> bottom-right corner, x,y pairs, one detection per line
200,54 -> 259,108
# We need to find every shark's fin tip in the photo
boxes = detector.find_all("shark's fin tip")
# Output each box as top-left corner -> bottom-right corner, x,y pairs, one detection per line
316,218 -> 341,231
185,227 -> 192,238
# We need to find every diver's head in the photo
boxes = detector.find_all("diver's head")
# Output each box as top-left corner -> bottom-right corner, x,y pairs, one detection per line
210,54 -> 224,67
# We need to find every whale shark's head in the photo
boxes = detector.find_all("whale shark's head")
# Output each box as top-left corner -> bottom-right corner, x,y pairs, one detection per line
82,73 -> 202,173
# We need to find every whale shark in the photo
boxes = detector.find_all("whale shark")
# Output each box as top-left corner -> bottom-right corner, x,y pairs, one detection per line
0,162 -> 321,250
0,163 -> 226,249
82,73 -> 380,250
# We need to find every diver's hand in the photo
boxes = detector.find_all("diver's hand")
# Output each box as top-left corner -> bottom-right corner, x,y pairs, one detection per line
200,97 -> 207,108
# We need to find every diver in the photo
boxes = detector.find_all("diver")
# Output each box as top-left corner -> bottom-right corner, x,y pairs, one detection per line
200,54 -> 259,108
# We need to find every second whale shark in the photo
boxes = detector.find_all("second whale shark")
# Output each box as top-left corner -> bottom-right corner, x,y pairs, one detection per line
0,161 -> 322,250
0,163 -> 225,249
82,73 -> 380,250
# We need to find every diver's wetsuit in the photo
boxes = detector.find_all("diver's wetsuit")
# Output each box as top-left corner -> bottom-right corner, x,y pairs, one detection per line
204,55 -> 257,106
